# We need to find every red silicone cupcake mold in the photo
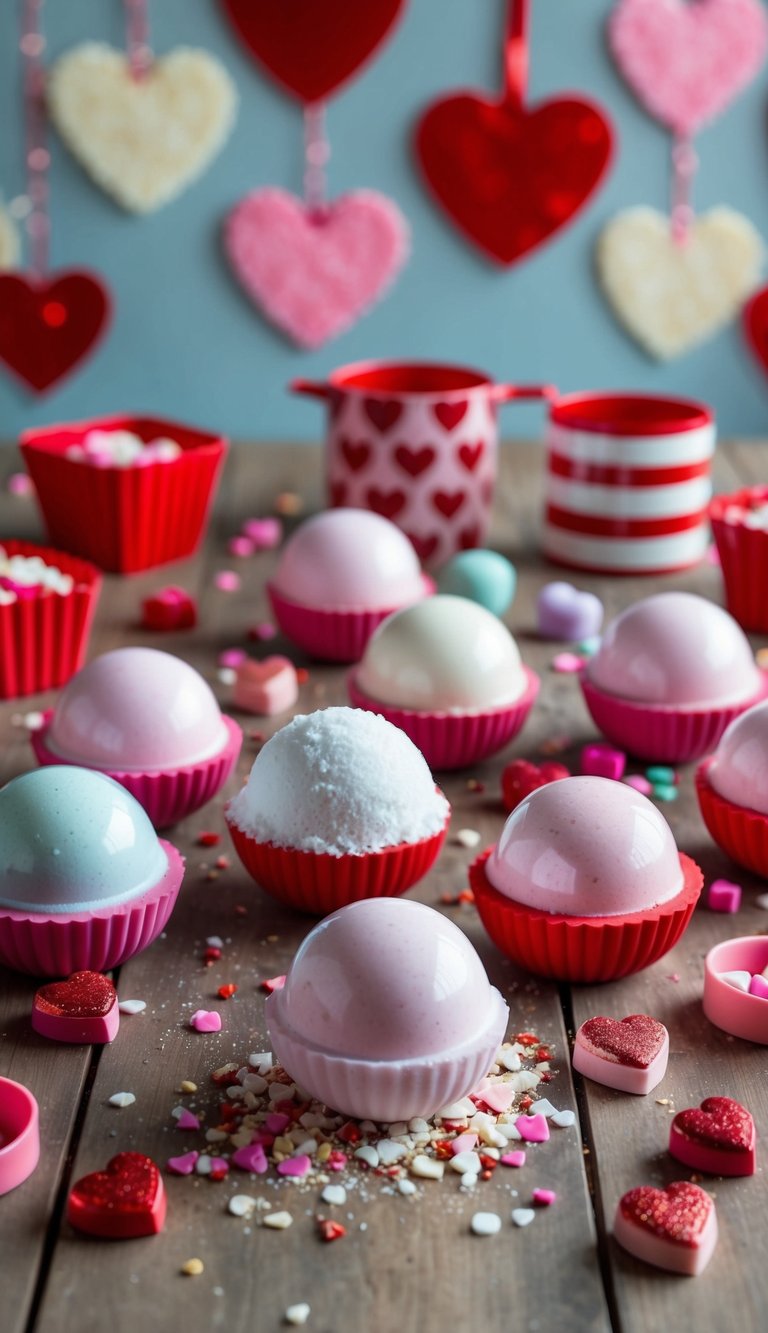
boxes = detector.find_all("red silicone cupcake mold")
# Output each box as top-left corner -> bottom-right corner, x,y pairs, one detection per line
695,758 -> 768,877
347,666 -> 540,771
469,848 -> 703,983
20,415 -> 227,574
267,575 -> 434,664
710,488 -> 768,632
31,713 -> 243,829
0,541 -> 101,700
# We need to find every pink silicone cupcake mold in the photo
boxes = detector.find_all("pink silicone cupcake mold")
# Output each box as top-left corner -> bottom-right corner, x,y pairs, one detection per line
704,937 -> 768,1044
268,580 -> 433,663
0,1078 -> 39,1195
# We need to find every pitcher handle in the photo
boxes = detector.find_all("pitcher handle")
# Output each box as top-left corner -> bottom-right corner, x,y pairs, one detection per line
289,378 -> 332,400
490,383 -> 558,404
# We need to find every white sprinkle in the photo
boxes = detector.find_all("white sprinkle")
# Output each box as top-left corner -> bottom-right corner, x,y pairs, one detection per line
507,1071 -> 541,1094
720,969 -> 752,993
108,1092 -> 135,1108
218,668 -> 237,686
269,1082 -> 295,1103
285,1305 -> 311,1327
263,1211 -> 293,1230
512,1208 -> 536,1228
206,1129 -> 228,1143
354,1145 -> 380,1168
239,1073 -> 267,1094
756,893 -> 768,910
321,1185 -> 347,1206
471,1211 -> 501,1236
387,1121 -> 408,1138
228,1195 -> 258,1217
397,1179 -> 417,1197
498,1049 -> 522,1072
461,1171 -> 479,1189
410,1154 -> 444,1181
455,827 -> 481,849
437,1098 -> 476,1120
206,935 -> 224,949
376,1139 -> 408,1166
551,1109 -> 576,1129
118,999 -> 146,1015
248,1051 -> 273,1074
530,1099 -> 557,1118
196,1155 -> 213,1176
408,1118 -> 430,1134
23,711 -> 45,731
450,1151 -> 482,1175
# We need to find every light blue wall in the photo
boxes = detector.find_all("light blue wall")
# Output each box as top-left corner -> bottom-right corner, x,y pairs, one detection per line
2,0 -> 768,441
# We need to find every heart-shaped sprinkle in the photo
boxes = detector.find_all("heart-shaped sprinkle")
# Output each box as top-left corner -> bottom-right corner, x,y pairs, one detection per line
501,1150 -> 526,1168
67,1152 -> 166,1238
232,1142 -> 268,1174
118,999 -> 146,1015
618,1181 -> 713,1247
551,1110 -> 576,1129
512,1208 -> 536,1228
277,1154 -> 312,1178
233,655 -> 298,717
167,1151 -> 199,1176
515,1114 -> 549,1144
175,1109 -> 200,1132
537,581 -> 604,641
579,1015 -> 667,1070
190,1009 -> 222,1033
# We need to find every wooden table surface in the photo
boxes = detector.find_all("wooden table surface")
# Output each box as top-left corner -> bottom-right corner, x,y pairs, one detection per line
0,439 -> 766,1333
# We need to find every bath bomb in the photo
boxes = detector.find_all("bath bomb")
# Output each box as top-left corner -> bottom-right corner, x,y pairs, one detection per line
708,699 -> 768,814
270,509 -> 426,611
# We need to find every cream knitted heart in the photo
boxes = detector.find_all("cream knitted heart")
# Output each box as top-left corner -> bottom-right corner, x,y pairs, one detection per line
48,43 -> 237,214
0,206 -> 20,270
597,206 -> 764,359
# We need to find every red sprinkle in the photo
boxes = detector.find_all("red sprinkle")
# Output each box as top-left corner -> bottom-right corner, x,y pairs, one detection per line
197,832 -> 221,848
296,668 -> 310,685
317,1218 -> 346,1243
217,984 -> 238,1000
337,1121 -> 361,1144
202,947 -> 222,965
215,856 -> 231,870
479,1154 -> 498,1171
517,1033 -> 540,1046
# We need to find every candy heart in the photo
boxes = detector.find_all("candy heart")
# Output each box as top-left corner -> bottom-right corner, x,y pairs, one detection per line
614,1181 -> 717,1275
231,1141 -> 268,1174
415,91 -> 612,265
669,1096 -> 756,1176
220,0 -> 404,104
32,971 -> 119,1045
0,271 -> 110,393
233,656 -> 298,717
48,44 -> 236,214
67,1152 -> 166,1238
537,582 -> 604,641
225,188 -> 409,349
598,207 -> 764,361
609,0 -> 768,137
501,759 -> 570,813
573,1014 -> 669,1095
0,206 -> 20,272
141,587 -> 198,631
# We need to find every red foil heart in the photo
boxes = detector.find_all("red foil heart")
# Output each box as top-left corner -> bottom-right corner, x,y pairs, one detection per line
580,1014 -> 666,1070
415,93 -> 613,266
619,1182 -> 713,1248
674,1097 -> 754,1152
67,1152 -> 166,1239
0,271 -> 110,393
219,0 -> 404,104
34,972 -> 116,1020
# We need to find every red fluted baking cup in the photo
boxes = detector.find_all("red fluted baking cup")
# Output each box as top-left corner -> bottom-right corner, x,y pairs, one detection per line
347,667 -> 539,770
710,488 -> 768,633
469,848 -> 703,984
0,842 -> 184,977
20,415 -> 227,574
0,541 -> 101,700
266,988 -> 508,1123
226,803 -> 450,915
267,575 -> 434,664
579,672 -> 768,764
695,758 -> 768,878
0,1077 -> 39,1196
703,936 -> 768,1044
32,714 -> 242,829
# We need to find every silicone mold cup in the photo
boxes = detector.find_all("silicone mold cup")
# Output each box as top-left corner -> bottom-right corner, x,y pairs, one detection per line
267,574 -> 434,664
580,671 -> 768,764
710,488 -> 768,632
703,937 -> 768,1044
20,414 -> 227,574
31,712 -> 243,829
469,848 -> 703,983
696,758 -> 768,877
0,541 -> 101,701
347,665 -> 540,771
225,797 -> 450,916
0,1077 -> 40,1195
0,841 -> 184,976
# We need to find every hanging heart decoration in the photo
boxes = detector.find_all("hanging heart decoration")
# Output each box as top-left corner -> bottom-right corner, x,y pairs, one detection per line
743,284 -> 768,379
0,206 -> 20,270
415,0 -> 613,265
0,271 -> 111,393
219,0 -> 405,103
225,187 -> 409,348
48,43 -> 237,214
609,0 -> 768,137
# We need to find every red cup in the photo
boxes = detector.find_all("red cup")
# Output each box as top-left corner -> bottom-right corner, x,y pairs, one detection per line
292,361 -> 554,569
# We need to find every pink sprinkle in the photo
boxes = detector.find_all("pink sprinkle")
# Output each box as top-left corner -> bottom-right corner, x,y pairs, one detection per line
218,648 -> 247,669
551,652 -> 584,674
249,621 -> 278,641
175,1109 -> 200,1131
471,1080 -> 516,1114
265,1112 -> 291,1134
748,974 -> 768,999
580,742 -> 626,782
666,973 -> 680,983
624,775 -> 653,795
327,1150 -> 347,1171
242,517 -> 282,550
228,535 -> 256,558
450,1133 -> 479,1156
190,1009 -> 222,1033
215,571 -> 241,592
532,1188 -> 557,1206
276,1154 -> 312,1178
501,1150 -> 527,1168
515,1114 -> 550,1144
232,1141 -> 268,1173
167,1151 -> 199,1175
707,879 -> 742,914
7,472 -> 33,496
209,1157 -> 229,1177
261,975 -> 286,993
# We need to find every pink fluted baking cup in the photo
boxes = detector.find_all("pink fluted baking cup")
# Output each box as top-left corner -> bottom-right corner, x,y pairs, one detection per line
0,1077 -> 39,1195
704,936 -> 768,1044
266,985 -> 508,1122
470,848 -> 703,984
696,758 -> 768,878
0,842 -> 184,976
579,672 -> 768,764
0,541 -> 101,700
710,488 -> 768,633
226,802 -> 450,916
348,666 -> 539,771
267,575 -> 434,664
31,714 -> 242,829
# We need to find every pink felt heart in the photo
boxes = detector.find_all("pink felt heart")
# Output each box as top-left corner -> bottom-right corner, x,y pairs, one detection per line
224,187 -> 409,348
609,0 -> 768,136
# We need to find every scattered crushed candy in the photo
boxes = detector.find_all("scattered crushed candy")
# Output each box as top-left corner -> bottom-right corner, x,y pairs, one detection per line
512,1207 -> 536,1227
470,1211 -> 501,1236
180,1258 -> 204,1276
190,1009 -> 222,1033
118,999 -> 146,1015
285,1304 -> 311,1327
108,1092 -> 136,1109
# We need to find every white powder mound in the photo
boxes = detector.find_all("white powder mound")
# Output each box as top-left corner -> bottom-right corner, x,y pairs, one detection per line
227,707 -> 449,855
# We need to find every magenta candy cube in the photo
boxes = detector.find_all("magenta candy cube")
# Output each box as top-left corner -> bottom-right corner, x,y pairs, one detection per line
707,879 -> 742,914
748,974 -> 768,999
580,742 -> 626,781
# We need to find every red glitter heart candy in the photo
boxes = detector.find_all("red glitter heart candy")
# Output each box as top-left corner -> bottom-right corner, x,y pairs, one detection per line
674,1097 -> 754,1153
619,1181 -> 713,1248
67,1153 -> 166,1238
501,758 -> 570,812
34,972 -> 116,1020
580,1015 -> 667,1070
141,586 -> 197,631
0,271 -> 110,393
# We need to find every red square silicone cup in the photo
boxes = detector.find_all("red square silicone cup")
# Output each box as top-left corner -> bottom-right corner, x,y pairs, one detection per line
20,415 -> 227,574
710,487 -> 768,633
0,541 -> 101,700
0,1077 -> 39,1195
268,575 -> 434,664
703,936 -> 768,1044
347,667 -> 540,771
469,847 -> 703,983
696,757 -> 768,878
226,800 -> 450,916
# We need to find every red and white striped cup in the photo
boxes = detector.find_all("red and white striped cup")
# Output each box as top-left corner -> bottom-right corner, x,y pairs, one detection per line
542,393 -> 715,575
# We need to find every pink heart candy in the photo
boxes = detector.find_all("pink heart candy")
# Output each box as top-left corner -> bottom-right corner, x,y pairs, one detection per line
175,1109 -> 200,1131
166,1151 -> 199,1175
501,1150 -> 527,1168
190,1009 -> 222,1033
232,1141 -> 268,1174
515,1113 -> 550,1144
225,187 -> 409,348
276,1154 -> 312,1178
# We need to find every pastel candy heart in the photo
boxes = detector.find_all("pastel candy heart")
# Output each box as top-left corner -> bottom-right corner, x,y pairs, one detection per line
233,655 -> 298,716
142,586 -> 197,631
537,582 -> 603,641
232,1141 -> 268,1174
669,1096 -> 756,1176
48,44 -> 237,213
614,1181 -> 717,1275
67,1152 -> 166,1238
573,1014 -> 669,1095
190,1009 -> 222,1033
167,1151 -> 199,1175
609,0 -> 768,137
32,971 -> 119,1045
515,1114 -> 549,1144
225,187 -> 409,348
